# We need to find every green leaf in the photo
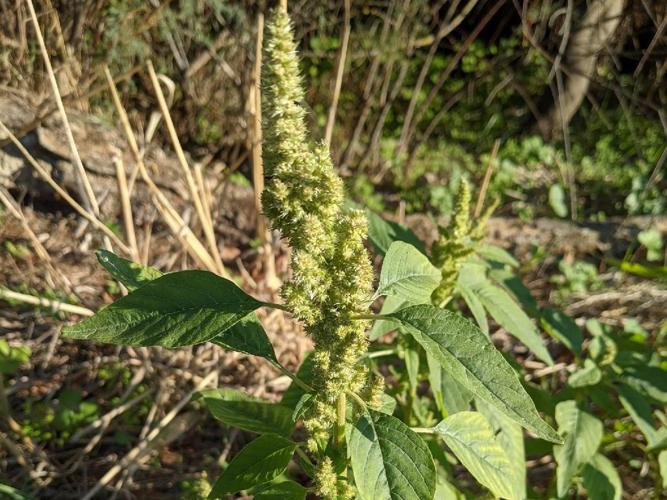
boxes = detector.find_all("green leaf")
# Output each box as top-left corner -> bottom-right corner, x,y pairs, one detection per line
568,359 -> 602,388
540,308 -> 583,357
199,388 -> 294,437
209,435 -> 296,497
476,399 -> 526,499
348,410 -> 436,500
478,244 -> 519,268
376,393 -> 397,415
456,279 -> 488,336
375,241 -> 440,303
366,210 -> 425,257
549,183 -> 568,218
63,271 -> 263,347
659,450 -> 667,488
638,227 -> 663,262
622,366 -> 667,403
618,384 -> 667,449
211,313 -> 278,363
460,264 -> 553,365
582,454 -> 622,500
0,483 -> 33,500
387,305 -> 561,443
252,480 -> 307,500
0,340 -> 31,375
488,266 -> 540,316
426,353 -> 472,416
434,411 -> 518,499
96,249 -> 163,291
554,400 -> 603,497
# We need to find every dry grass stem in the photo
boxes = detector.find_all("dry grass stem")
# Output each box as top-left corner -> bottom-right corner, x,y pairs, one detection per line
324,0 -> 351,148
103,67 -> 220,272
26,0 -> 99,216
146,61 -> 226,276
113,155 -> 140,261
0,288 -> 94,316
0,120 -> 131,254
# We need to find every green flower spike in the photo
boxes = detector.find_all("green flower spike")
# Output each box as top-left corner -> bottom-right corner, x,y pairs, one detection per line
262,8 -> 373,451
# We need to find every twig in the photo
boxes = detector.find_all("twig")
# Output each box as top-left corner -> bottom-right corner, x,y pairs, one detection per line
324,0 -> 351,148
0,288 -> 93,316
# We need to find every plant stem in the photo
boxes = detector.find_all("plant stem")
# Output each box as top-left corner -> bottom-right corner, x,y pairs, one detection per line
350,313 -> 387,321
364,348 -> 396,359
346,391 -> 368,411
335,393 -> 346,450
411,426 -> 435,434
262,301 -> 290,312
295,446 -> 314,468
272,362 -> 314,392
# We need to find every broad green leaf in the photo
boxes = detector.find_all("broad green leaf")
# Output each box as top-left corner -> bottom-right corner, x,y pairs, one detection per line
540,308 -> 583,357
434,477 -> 465,500
568,359 -> 602,388
199,388 -> 294,437
476,399 -> 526,498
366,210 -> 425,257
622,366 -> 667,403
427,353 -> 472,416
211,313 -> 278,363
63,271 -> 263,347
488,266 -> 540,316
369,295 -> 405,340
660,450 -> 667,488
96,249 -> 163,291
618,384 -> 667,449
252,480 -> 307,500
376,393 -> 397,415
281,355 -> 315,409
460,265 -> 553,365
348,410 -> 436,500
456,280 -> 488,336
375,241 -> 440,303
387,305 -> 561,443
478,244 -> 519,268
554,400 -> 603,497
582,454 -> 622,500
209,435 -> 296,497
435,411 -> 518,499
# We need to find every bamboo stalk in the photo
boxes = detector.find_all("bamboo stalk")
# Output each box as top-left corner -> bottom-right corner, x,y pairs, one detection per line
145,61 -> 225,276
